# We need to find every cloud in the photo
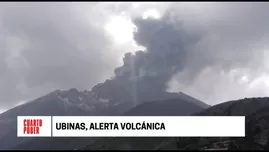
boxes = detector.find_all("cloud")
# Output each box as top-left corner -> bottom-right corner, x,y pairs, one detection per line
0,2 -> 127,109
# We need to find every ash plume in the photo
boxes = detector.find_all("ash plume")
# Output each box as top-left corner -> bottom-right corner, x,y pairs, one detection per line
105,14 -> 202,104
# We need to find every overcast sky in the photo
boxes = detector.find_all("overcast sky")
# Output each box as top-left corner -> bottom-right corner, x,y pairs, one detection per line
1,2 -> 269,112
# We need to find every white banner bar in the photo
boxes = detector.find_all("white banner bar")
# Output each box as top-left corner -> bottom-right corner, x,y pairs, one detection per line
51,116 -> 245,137
17,116 -> 245,137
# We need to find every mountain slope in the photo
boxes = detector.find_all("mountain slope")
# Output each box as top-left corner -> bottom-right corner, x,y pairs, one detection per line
0,88 -> 134,150
82,97 -> 269,150
0,90 -> 91,150
160,97 -> 269,150
123,98 -> 203,116
0,80 -> 207,150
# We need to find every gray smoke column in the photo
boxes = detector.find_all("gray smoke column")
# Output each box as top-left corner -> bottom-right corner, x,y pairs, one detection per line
112,13 -> 201,103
